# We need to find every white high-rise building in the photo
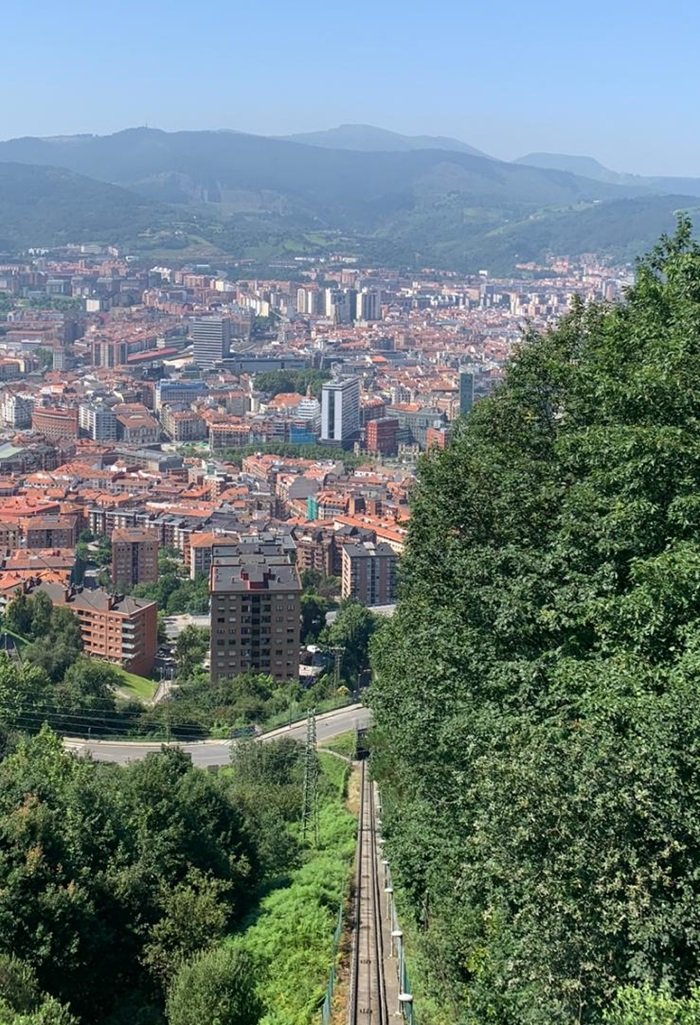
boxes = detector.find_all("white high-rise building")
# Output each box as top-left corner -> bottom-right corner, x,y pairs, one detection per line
79,402 -> 118,441
320,377 -> 360,444
1,393 -> 33,429
191,317 -> 231,367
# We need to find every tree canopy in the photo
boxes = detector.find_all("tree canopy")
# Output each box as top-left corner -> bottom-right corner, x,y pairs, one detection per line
370,220 -> 700,1024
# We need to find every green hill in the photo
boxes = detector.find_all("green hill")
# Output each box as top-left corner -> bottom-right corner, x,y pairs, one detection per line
0,130 -> 698,270
0,162 -> 180,251
0,127 -> 630,223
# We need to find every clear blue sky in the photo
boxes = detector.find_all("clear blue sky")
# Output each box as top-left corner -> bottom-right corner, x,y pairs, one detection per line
2,0 -> 698,176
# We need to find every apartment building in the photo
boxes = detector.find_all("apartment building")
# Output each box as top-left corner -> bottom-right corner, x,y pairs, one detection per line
209,546 -> 301,683
111,527 -> 159,588
365,417 -> 399,455
191,316 -> 231,367
292,525 -> 334,577
209,421 -> 252,451
341,541 -> 398,606
79,402 -> 118,441
31,406 -> 80,440
31,583 -> 158,676
1,393 -> 33,428
160,405 -> 207,442
320,377 -> 361,445
23,515 -> 78,549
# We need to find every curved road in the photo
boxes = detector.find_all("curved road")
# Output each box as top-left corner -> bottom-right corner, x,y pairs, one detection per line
64,704 -> 371,767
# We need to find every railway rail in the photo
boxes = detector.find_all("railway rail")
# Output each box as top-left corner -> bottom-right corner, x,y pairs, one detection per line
348,759 -> 390,1024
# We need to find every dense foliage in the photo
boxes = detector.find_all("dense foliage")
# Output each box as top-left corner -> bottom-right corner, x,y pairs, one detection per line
234,752 -> 356,1025
0,731 -> 350,1025
5,592 -> 82,682
321,599 -> 383,685
370,222 -> 700,1023
0,731 -> 258,1023
253,369 -> 330,398
130,552 -> 209,616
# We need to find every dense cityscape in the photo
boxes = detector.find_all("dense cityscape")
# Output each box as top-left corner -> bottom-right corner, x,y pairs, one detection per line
0,244 -> 630,682
4,1 -> 700,1023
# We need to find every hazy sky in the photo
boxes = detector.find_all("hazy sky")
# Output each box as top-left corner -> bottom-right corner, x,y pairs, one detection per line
2,0 -> 698,176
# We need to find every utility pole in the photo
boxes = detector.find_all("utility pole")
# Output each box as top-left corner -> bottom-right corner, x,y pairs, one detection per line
330,646 -> 345,691
301,708 -> 319,846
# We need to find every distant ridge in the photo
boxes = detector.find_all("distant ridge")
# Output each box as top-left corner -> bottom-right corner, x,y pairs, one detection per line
515,152 -> 700,199
281,123 -> 490,158
0,127 -> 698,271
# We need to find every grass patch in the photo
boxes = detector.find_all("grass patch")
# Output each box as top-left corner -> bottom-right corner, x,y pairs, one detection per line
319,731 -> 357,759
235,754 -> 356,1024
103,664 -> 157,702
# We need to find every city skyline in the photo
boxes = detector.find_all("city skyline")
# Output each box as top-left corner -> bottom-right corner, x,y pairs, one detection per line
3,0 -> 700,177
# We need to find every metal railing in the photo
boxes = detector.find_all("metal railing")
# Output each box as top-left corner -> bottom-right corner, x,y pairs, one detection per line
380,823 -> 416,1023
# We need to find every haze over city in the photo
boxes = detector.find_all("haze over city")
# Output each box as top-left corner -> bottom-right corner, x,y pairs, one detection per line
3,0 -> 700,176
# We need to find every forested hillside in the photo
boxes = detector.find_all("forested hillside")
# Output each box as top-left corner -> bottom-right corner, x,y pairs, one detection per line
370,220 -> 700,1023
0,726 -> 352,1024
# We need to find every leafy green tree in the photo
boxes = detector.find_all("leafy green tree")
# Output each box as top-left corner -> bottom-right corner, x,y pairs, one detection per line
141,869 -> 230,988
26,593 -> 52,641
174,626 -> 209,680
94,536 -> 112,569
0,730 -> 261,1023
4,594 -> 33,638
369,221 -> 700,1024
165,944 -> 261,1025
0,662 -> 52,732
301,591 -> 328,643
23,607 -> 82,683
321,599 -> 380,683
0,995 -> 79,1024
604,987 -> 700,1025
0,954 -> 41,1014
51,659 -> 120,732
0,955 -> 78,1025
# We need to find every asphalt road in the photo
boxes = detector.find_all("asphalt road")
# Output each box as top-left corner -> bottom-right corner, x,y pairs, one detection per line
63,704 -> 371,767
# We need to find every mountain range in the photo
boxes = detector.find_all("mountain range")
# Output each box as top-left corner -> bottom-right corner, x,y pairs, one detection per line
0,125 -> 698,271
281,123 -> 489,157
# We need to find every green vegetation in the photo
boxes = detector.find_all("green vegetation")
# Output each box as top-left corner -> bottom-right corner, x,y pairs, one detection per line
146,668 -> 349,740
320,598 -> 383,685
233,750 -> 355,1025
0,163 -> 184,252
165,945 -> 261,1025
112,667 -> 158,702
0,726 -> 354,1025
5,591 -> 82,682
370,221 -> 700,1023
3,127 -> 693,271
173,625 -> 209,679
318,730 -> 357,758
0,954 -> 78,1025
253,368 -> 330,399
131,551 -> 209,615
0,731 -> 258,1023
603,987 -> 700,1025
